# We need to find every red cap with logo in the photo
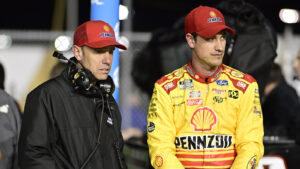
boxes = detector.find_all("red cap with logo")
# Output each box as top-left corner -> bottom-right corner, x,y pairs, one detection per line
73,20 -> 127,50
185,5 -> 235,38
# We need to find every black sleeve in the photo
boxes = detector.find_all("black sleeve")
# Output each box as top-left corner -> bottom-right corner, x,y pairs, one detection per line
0,90 -> 22,169
18,88 -> 57,169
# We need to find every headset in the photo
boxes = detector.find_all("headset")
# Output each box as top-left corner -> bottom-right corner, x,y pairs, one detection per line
52,51 -> 115,97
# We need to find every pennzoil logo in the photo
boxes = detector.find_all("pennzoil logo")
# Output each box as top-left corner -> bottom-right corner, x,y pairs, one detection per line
175,135 -> 233,150
191,107 -> 217,132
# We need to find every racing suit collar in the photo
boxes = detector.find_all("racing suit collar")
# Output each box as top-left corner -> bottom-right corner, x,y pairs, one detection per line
186,60 -> 223,83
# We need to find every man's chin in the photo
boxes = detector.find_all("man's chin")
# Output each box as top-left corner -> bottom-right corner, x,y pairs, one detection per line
95,74 -> 108,81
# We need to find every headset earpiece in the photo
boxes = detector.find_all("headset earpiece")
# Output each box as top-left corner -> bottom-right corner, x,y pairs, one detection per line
67,57 -> 114,97
97,75 -> 115,95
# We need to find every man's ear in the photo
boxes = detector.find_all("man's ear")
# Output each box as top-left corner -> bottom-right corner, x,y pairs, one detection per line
72,45 -> 83,61
185,33 -> 195,48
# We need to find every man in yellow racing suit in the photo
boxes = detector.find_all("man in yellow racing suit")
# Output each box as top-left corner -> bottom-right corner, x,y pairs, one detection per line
147,5 -> 264,169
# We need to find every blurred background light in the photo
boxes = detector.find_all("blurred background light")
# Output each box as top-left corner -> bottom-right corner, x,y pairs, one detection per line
0,34 -> 12,49
119,4 -> 129,20
54,35 -> 72,52
279,8 -> 300,24
118,36 -> 130,52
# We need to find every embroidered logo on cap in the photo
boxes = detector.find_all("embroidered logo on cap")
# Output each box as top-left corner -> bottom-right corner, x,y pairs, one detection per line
104,25 -> 109,31
207,11 -> 222,23
100,24 -> 114,38
210,11 -> 217,17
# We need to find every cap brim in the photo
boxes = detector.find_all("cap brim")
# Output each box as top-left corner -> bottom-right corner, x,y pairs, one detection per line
197,25 -> 235,39
85,40 -> 127,50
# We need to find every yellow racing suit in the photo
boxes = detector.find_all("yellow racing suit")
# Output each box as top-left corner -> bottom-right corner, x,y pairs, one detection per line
147,61 -> 264,169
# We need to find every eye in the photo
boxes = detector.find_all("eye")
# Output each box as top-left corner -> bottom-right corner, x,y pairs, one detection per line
221,34 -> 227,40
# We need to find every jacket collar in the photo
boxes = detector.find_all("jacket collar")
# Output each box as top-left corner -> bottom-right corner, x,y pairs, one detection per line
186,60 -> 223,83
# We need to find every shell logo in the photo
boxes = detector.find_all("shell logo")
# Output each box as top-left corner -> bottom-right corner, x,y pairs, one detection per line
154,155 -> 163,167
210,11 -> 217,18
191,107 -> 217,132
103,25 -> 110,32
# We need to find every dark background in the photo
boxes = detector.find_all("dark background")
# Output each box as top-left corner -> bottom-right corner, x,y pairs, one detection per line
0,0 -> 300,33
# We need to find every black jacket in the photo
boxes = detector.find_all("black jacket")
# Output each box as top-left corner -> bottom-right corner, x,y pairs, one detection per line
0,89 -> 21,169
18,68 -> 126,169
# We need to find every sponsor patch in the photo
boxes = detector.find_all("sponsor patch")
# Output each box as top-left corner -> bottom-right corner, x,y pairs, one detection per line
231,71 -> 244,78
187,99 -> 203,106
172,95 -> 184,99
207,17 -> 222,23
191,107 -> 217,132
188,90 -> 202,98
213,96 -> 226,104
187,65 -> 195,77
107,117 -> 113,125
237,81 -> 247,89
253,106 -> 262,117
216,80 -> 228,86
173,101 -> 185,107
179,79 -> 194,90
164,82 -> 174,91
0,104 -> 9,114
212,88 -> 226,94
247,156 -> 257,169
148,122 -> 155,132
228,90 -> 239,99
154,155 -> 163,167
100,32 -> 114,38
148,112 -> 157,118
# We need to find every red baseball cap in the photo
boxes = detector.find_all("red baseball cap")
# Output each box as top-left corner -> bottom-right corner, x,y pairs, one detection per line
73,20 -> 127,50
185,6 -> 235,38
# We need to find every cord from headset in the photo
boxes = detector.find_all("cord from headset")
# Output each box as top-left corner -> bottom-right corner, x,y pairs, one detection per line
105,94 -> 125,169
80,92 -> 105,169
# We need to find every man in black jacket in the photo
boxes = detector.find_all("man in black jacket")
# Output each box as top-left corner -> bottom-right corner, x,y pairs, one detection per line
18,20 -> 127,169
0,89 -> 21,169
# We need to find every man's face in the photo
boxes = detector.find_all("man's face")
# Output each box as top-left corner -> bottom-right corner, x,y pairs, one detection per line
293,50 -> 300,80
73,45 -> 115,80
187,32 -> 226,70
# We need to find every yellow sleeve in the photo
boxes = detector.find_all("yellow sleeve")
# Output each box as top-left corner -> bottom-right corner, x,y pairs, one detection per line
231,82 -> 264,169
147,83 -> 184,169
